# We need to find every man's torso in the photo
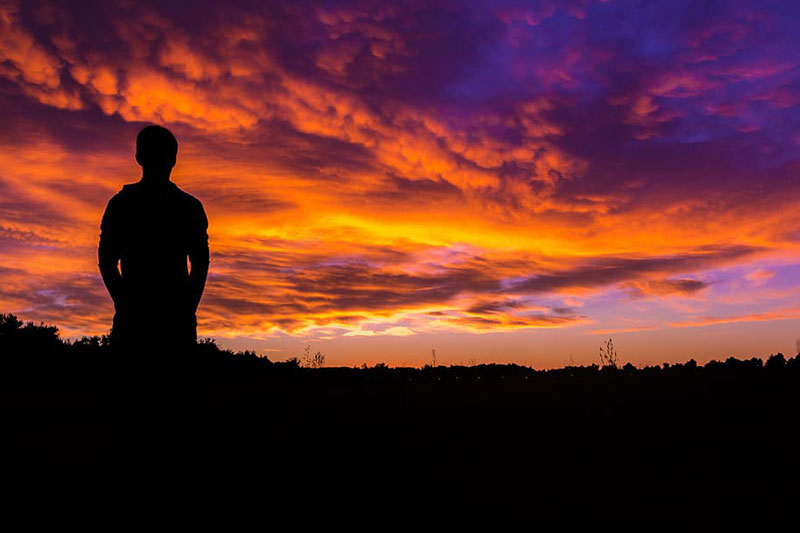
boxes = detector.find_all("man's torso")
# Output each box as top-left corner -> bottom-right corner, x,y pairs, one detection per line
102,181 -> 206,328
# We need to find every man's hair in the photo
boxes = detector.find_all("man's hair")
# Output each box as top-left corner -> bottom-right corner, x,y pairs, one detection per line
136,125 -> 178,168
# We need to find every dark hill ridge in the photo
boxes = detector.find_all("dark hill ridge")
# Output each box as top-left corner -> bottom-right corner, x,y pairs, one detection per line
2,312 -> 799,529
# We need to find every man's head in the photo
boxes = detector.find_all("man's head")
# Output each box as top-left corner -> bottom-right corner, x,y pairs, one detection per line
135,125 -> 178,171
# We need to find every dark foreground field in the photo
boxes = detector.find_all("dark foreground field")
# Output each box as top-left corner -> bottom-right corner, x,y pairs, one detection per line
2,315 -> 799,529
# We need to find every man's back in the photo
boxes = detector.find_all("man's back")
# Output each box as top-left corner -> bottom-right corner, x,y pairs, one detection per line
99,180 -> 209,351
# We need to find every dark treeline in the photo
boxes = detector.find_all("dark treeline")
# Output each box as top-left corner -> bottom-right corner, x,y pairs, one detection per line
1,313 -> 269,378
2,312 -> 797,381
3,312 -> 799,528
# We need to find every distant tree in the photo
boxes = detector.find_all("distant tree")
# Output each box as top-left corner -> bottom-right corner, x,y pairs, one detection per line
0,313 -> 62,354
69,335 -> 111,353
599,337 -> 618,369
198,337 -> 218,348
766,353 -> 786,368
0,313 -> 23,334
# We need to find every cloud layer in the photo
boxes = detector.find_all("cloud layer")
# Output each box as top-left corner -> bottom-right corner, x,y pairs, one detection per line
1,0 -> 799,364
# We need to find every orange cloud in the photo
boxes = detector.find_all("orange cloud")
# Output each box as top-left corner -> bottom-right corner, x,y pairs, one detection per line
668,307 -> 800,329
0,3 -> 61,88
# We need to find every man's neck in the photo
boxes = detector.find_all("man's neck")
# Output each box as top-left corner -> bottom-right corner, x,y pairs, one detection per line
140,168 -> 172,186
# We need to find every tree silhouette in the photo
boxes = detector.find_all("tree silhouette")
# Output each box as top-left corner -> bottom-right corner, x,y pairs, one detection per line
1,313 -> 63,354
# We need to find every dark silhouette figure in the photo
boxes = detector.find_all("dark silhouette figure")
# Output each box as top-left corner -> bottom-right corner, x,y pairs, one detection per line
98,126 -> 208,518
99,125 -> 209,354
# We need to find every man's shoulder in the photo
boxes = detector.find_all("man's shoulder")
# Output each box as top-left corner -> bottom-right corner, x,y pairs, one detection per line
105,182 -> 138,207
169,182 -> 205,210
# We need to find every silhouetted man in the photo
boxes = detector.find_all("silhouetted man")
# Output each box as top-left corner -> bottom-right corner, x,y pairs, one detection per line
99,125 -> 208,518
99,125 -> 209,355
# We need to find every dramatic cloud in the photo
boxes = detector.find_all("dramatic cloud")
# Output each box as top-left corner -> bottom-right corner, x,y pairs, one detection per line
1,0 -> 799,365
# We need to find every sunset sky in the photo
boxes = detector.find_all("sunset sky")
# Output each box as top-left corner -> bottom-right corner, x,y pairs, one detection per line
1,0 -> 799,367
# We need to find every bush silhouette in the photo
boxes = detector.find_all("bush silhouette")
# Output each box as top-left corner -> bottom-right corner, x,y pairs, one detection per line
1,313 -> 63,355
599,337 -> 619,369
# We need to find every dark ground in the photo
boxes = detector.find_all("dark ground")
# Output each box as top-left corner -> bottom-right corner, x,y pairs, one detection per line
1,316 -> 798,529
4,355 -> 799,530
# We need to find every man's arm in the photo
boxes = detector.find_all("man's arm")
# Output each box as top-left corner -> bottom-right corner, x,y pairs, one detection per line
97,196 -> 122,303
98,195 -> 124,304
188,200 -> 210,313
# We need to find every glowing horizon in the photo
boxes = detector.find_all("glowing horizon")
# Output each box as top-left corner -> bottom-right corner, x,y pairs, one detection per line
1,0 -> 799,367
